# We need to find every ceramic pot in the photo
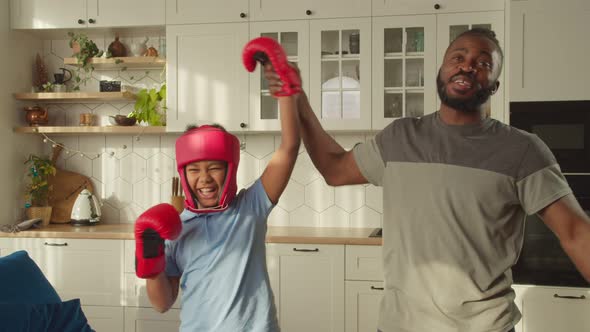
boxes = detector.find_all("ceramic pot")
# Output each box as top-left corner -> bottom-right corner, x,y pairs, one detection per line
24,106 -> 48,126
108,36 -> 127,57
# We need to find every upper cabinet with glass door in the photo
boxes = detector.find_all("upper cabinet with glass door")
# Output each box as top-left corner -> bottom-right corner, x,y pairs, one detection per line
249,21 -> 310,131
372,0 -> 503,16
309,18 -> 372,130
249,0 -> 370,21
166,0 -> 249,24
436,11 -> 505,122
372,15 -> 436,130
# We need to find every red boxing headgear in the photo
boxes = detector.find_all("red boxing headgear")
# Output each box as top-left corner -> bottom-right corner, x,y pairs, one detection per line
175,125 -> 240,213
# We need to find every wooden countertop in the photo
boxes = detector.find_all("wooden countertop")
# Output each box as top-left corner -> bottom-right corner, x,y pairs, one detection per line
0,224 -> 382,245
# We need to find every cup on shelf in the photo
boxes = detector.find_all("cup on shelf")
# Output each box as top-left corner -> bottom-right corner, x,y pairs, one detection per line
79,113 -> 94,126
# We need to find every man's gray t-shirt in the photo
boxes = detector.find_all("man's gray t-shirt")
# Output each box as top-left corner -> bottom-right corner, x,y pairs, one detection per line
353,112 -> 572,332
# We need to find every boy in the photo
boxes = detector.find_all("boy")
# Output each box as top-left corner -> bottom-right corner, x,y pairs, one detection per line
135,38 -> 301,331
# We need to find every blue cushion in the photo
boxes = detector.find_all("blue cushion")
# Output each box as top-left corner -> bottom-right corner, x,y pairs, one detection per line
0,299 -> 94,332
0,250 -> 61,304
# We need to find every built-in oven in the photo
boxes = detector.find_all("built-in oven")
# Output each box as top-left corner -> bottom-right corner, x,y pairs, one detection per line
512,175 -> 590,287
510,100 -> 590,173
510,100 -> 590,287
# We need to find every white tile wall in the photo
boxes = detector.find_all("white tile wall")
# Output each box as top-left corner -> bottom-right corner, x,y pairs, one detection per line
37,33 -> 383,227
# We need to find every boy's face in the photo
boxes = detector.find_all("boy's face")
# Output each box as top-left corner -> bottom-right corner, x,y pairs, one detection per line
185,160 -> 227,209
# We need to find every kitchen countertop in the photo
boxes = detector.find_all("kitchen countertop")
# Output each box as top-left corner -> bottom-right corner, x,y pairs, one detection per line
0,224 -> 382,245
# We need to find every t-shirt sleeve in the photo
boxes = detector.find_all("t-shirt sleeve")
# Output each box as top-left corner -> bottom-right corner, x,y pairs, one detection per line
516,134 -> 573,215
241,178 -> 274,223
352,126 -> 391,186
165,240 -> 181,277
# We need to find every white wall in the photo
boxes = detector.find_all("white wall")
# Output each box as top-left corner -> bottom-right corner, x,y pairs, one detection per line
0,0 -> 42,224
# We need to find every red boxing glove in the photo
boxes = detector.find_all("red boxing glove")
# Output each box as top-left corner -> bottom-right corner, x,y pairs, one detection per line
242,36 -> 301,97
135,203 -> 182,279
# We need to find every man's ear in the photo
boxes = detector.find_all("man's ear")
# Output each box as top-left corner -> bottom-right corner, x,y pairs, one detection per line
490,80 -> 500,95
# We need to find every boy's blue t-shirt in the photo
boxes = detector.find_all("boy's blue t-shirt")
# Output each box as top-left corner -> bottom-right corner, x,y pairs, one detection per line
165,179 -> 279,332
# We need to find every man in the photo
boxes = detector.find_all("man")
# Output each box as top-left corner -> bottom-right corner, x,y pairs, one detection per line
265,28 -> 590,332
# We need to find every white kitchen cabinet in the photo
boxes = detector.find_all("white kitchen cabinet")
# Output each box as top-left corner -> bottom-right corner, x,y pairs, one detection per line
372,15 -> 437,129
124,307 -> 181,332
123,240 -> 181,309
309,18 -> 372,130
0,238 -> 124,306
345,245 -> 384,332
166,0 -> 249,24
518,285 -> 590,332
266,243 -> 345,332
372,0 -> 504,16
10,0 -> 87,29
248,21 -> 310,131
436,11 -> 506,122
345,281 -> 384,332
10,0 -> 164,29
166,23 -> 250,132
87,0 -> 164,28
510,3 -> 590,102
249,0 -> 370,22
83,305 -> 125,332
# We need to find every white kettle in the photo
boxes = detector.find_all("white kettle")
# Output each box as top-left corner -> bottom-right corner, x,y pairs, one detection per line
70,189 -> 102,226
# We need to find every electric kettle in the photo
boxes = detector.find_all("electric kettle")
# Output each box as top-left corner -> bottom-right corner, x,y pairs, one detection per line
70,189 -> 102,226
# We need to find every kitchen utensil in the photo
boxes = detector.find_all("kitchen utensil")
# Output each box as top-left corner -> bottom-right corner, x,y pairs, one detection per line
23,106 -> 48,126
130,37 -> 148,56
53,68 -> 72,85
70,189 -> 102,226
47,145 -> 96,223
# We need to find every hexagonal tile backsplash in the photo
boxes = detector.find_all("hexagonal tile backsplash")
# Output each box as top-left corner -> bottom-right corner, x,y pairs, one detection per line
38,34 -> 383,228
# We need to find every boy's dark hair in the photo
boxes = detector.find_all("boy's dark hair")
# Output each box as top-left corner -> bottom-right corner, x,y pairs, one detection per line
452,27 -> 504,74
184,123 -> 227,133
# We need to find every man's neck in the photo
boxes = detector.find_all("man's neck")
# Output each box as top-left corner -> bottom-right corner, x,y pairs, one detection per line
438,104 -> 486,125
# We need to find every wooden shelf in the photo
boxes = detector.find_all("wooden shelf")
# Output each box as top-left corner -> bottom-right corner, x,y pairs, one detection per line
14,126 -> 166,134
13,91 -> 135,102
63,57 -> 166,70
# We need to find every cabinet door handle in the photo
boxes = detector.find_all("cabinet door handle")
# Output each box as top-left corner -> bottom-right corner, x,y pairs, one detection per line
44,242 -> 68,247
305,9 -> 312,16
293,248 -> 319,252
77,19 -> 85,24
554,294 -> 586,300
434,4 -> 441,10
371,286 -> 384,290
240,12 -> 246,18
240,122 -> 247,128
88,18 -> 95,24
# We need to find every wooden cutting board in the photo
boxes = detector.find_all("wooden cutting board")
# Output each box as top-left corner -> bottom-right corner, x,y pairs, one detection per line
47,145 -> 95,223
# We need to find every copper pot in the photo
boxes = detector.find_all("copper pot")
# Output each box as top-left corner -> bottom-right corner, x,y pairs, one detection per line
24,106 -> 48,126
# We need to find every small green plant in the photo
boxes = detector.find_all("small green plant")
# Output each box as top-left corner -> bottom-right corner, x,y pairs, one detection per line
68,32 -> 104,91
24,154 -> 56,207
129,84 -> 167,126
41,82 -> 54,92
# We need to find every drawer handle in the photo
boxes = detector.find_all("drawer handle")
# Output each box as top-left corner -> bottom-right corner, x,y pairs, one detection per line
371,286 -> 384,290
554,294 -> 586,300
293,248 -> 319,252
44,242 -> 68,247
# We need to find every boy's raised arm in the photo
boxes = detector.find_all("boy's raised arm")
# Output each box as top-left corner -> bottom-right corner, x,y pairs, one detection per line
260,79 -> 301,204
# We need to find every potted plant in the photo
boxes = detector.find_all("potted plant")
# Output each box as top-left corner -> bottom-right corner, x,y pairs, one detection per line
128,84 -> 166,126
68,32 -> 104,91
24,154 -> 57,226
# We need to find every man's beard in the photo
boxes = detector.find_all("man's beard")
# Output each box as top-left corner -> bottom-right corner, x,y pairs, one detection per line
436,70 -> 494,113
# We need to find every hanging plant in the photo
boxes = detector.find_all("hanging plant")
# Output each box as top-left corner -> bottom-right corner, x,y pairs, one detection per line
68,32 -> 104,91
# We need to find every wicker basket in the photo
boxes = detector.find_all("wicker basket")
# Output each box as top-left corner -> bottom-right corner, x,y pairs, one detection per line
26,206 -> 53,227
